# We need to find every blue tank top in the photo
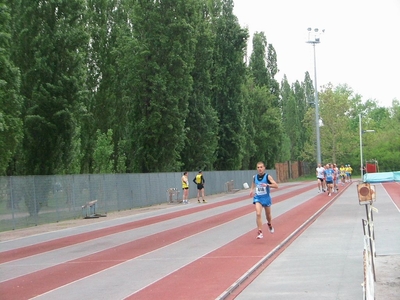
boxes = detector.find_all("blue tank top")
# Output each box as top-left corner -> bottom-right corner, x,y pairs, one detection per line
254,173 -> 271,202
325,169 -> 334,182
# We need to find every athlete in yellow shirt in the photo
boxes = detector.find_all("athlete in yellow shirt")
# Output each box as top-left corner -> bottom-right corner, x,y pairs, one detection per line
347,165 -> 353,182
339,165 -> 346,185
193,170 -> 206,203
181,172 -> 189,204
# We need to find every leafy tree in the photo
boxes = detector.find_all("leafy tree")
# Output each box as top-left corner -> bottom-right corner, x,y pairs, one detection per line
266,44 -> 280,106
0,1 -> 23,175
248,32 -> 268,87
84,0 -> 132,173
278,133 -> 292,163
239,76 -> 256,169
13,0 -> 88,175
318,83 -> 352,164
115,139 -> 127,173
246,82 -> 282,168
5,0 -> 400,176
280,76 -> 300,160
180,1 -> 219,171
362,99 -> 400,171
292,80 -> 308,158
300,72 -> 321,164
210,0 -> 248,170
302,72 -> 314,107
128,0 -> 197,172
93,129 -> 114,173
247,30 -> 282,167
301,105 -> 317,163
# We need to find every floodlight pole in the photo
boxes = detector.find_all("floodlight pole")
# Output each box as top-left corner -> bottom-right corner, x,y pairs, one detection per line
359,113 -> 375,176
359,113 -> 363,173
307,28 -> 322,164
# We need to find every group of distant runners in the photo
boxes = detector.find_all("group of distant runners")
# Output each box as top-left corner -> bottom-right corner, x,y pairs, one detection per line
180,162 -> 355,241
316,163 -> 353,196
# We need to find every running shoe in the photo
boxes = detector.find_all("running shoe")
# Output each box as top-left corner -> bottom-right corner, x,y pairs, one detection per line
202,199 -> 207,203
198,199 -> 201,203
268,224 -> 274,233
256,230 -> 263,239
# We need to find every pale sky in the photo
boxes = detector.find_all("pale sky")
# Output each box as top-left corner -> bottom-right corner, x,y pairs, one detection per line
233,0 -> 400,108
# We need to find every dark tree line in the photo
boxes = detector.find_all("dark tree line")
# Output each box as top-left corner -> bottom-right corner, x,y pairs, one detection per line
1,0 -> 399,176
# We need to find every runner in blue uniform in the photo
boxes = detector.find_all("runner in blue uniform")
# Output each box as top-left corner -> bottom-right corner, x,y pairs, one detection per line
250,161 -> 279,239
324,164 -> 335,196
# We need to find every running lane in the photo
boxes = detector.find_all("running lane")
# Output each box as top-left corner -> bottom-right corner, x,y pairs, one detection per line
382,182 -> 400,209
127,190 -> 348,299
0,183 -> 306,264
0,182 -> 347,300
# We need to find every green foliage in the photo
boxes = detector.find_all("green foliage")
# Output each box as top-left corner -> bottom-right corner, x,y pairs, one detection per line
209,0 -> 249,170
242,77 -> 282,169
12,0 -> 88,175
280,75 -> 310,162
278,134 -> 292,162
93,129 -> 114,174
363,100 -> 400,171
2,0 -> 399,175
116,139 -> 127,173
127,0 -> 197,172
180,0 -> 219,171
85,0 -> 131,173
319,83 -> 353,163
246,29 -> 283,169
239,76 -> 257,169
0,2 -> 23,175
249,32 -> 268,87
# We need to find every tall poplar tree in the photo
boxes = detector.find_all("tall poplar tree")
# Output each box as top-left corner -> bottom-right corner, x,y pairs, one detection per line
248,32 -> 268,87
13,0 -> 88,175
181,1 -> 219,171
241,76 -> 282,169
210,0 -> 248,170
247,31 -> 283,167
266,44 -> 280,106
292,80 -> 309,160
280,75 -> 300,160
129,0 -> 197,172
239,76 -> 257,169
84,0 -> 131,173
0,1 -> 23,175
300,71 -> 319,163
319,83 -> 352,163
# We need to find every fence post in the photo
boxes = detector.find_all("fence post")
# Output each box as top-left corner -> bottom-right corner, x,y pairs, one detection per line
362,219 -> 375,299
9,177 -> 16,230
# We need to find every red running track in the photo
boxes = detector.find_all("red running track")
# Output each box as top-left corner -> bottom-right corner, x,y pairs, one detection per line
383,182 -> 400,209
0,182 -> 356,300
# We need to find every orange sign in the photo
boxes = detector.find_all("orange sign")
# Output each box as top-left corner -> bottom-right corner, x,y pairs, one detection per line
357,183 -> 376,205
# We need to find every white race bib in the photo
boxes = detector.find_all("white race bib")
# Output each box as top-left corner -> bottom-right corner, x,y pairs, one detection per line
255,184 -> 267,195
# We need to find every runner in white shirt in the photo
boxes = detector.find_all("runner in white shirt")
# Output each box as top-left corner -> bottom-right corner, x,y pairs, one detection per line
316,163 -> 326,192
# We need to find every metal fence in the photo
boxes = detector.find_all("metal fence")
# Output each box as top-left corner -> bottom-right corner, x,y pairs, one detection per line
0,170 -> 276,231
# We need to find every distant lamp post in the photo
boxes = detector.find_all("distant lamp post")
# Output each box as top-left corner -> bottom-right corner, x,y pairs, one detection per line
307,28 -> 324,164
359,113 -> 375,177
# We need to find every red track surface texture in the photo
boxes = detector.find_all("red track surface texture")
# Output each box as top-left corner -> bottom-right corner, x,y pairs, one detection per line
0,181 -> 376,300
383,182 -> 400,209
